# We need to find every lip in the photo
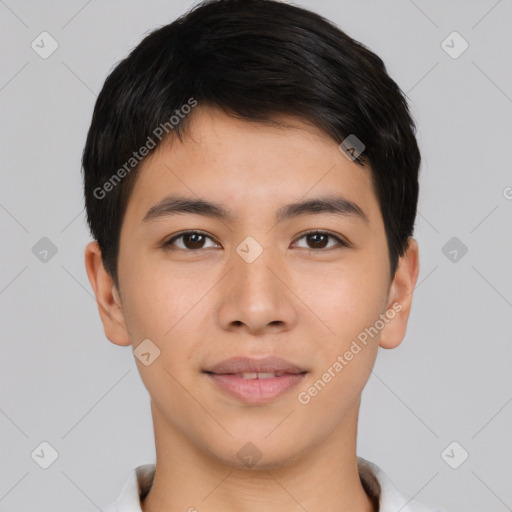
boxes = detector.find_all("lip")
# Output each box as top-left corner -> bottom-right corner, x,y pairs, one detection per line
205,372 -> 307,405
203,356 -> 307,375
203,356 -> 308,405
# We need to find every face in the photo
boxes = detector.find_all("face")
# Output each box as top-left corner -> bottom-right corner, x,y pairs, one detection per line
86,105 -> 418,469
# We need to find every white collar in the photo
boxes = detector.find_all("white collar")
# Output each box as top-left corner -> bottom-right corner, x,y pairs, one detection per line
103,457 -> 444,512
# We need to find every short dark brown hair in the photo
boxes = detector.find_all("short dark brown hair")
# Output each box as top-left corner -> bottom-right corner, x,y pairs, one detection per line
82,0 -> 420,289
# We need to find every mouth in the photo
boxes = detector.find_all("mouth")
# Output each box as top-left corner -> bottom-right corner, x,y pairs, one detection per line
204,370 -> 306,379
203,355 -> 308,375
203,369 -> 308,404
202,355 -> 309,404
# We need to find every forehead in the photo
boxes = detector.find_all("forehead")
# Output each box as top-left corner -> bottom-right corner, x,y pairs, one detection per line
124,106 -> 380,227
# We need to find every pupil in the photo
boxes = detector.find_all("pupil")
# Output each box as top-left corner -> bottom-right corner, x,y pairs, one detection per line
187,233 -> 203,249
309,233 -> 327,248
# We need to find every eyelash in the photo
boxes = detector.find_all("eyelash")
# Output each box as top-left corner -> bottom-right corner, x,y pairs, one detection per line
162,230 -> 349,251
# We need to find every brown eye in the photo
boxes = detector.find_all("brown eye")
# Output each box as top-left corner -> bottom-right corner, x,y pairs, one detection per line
294,231 -> 347,250
163,231 -> 219,251
306,232 -> 329,249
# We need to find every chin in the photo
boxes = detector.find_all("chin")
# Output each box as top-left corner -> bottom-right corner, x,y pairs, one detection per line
204,436 -> 310,471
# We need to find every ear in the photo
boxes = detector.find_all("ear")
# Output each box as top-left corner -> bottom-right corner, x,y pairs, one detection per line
379,236 -> 420,350
84,241 -> 131,346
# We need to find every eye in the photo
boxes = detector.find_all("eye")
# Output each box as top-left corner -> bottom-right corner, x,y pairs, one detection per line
293,230 -> 348,250
162,229 -> 348,252
163,230 -> 220,251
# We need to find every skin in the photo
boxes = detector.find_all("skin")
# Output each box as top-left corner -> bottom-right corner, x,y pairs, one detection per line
85,105 -> 419,512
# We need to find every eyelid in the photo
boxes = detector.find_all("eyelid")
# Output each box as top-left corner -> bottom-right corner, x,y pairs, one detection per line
293,229 -> 349,248
162,230 -> 219,249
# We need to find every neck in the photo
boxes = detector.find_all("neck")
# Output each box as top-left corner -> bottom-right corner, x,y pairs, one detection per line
141,403 -> 376,512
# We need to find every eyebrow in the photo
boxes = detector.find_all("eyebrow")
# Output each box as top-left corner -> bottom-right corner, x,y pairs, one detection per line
141,193 -> 369,225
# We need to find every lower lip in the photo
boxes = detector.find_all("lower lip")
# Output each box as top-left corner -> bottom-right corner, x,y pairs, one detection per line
205,372 -> 307,405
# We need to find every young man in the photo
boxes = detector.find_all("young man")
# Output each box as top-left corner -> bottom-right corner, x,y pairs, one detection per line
83,0 -> 445,510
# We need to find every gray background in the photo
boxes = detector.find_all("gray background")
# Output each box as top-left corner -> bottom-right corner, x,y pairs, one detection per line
1,0 -> 511,511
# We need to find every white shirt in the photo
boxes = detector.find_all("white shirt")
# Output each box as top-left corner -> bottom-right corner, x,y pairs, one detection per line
103,456 -> 446,512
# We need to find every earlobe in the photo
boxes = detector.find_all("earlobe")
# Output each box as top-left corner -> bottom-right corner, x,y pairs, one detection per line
84,241 -> 131,347
379,237 -> 420,350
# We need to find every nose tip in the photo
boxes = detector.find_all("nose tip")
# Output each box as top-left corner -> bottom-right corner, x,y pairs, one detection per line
216,255 -> 297,335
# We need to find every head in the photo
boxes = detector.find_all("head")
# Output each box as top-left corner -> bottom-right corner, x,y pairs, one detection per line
83,0 -> 420,468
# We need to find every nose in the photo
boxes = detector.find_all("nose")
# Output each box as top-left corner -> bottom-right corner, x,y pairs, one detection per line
216,243 -> 298,335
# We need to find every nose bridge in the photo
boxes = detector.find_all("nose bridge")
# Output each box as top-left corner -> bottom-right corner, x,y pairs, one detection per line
235,236 -> 281,309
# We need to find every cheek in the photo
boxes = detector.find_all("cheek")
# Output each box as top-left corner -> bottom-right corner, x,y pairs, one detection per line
120,277 -> 171,342
119,261 -> 213,375
295,267 -> 384,414
118,265 -> 205,394
301,259 -> 388,347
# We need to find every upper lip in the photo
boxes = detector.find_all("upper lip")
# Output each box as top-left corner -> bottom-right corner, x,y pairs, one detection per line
204,356 -> 308,374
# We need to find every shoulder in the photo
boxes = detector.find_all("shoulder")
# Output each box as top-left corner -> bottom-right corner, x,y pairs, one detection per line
102,464 -> 156,512
357,457 -> 448,512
